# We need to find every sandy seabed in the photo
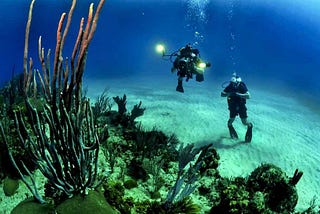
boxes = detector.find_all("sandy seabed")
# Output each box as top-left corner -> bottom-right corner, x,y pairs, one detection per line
0,75 -> 319,213
89,76 -> 319,212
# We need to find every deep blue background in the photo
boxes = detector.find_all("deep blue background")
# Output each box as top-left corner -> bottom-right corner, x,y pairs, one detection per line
1,0 -> 320,102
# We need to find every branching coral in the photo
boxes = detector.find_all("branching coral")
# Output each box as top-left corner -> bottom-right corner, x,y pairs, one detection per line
92,88 -> 112,124
112,94 -> 145,127
0,0 -> 106,205
113,94 -> 127,116
130,101 -> 146,124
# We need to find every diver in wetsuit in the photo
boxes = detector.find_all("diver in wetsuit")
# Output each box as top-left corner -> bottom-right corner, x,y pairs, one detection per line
221,73 -> 253,142
171,44 -> 210,92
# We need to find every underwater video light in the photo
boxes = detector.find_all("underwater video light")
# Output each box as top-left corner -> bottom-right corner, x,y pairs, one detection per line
198,62 -> 207,69
155,44 -> 165,55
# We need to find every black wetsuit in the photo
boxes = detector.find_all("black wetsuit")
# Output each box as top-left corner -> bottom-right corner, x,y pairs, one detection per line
223,82 -> 248,118
173,47 -> 200,80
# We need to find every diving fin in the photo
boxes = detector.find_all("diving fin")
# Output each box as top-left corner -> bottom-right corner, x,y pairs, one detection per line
245,123 -> 253,143
228,125 -> 238,139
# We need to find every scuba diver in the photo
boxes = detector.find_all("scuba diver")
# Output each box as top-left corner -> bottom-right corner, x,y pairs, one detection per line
158,43 -> 211,93
221,73 -> 253,142
171,44 -> 211,92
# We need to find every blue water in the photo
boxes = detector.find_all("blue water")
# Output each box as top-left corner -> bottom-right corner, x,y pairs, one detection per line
1,0 -> 320,104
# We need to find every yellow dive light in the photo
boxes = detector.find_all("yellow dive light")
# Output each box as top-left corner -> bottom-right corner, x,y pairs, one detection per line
155,44 -> 165,54
198,62 -> 207,69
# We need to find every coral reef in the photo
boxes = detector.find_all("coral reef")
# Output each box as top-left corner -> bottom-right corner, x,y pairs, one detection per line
247,163 -> 299,213
210,163 -> 303,213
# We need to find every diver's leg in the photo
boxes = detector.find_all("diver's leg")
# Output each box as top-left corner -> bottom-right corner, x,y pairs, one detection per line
241,117 -> 253,142
228,117 -> 238,139
176,76 -> 184,93
241,117 -> 252,126
239,104 -> 253,142
228,117 -> 235,126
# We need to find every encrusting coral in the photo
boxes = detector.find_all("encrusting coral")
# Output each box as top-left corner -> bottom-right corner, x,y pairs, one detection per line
247,163 -> 299,213
210,163 -> 305,213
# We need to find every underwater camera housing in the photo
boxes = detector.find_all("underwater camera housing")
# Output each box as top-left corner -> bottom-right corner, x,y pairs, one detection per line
176,58 -> 211,82
194,61 -> 211,82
